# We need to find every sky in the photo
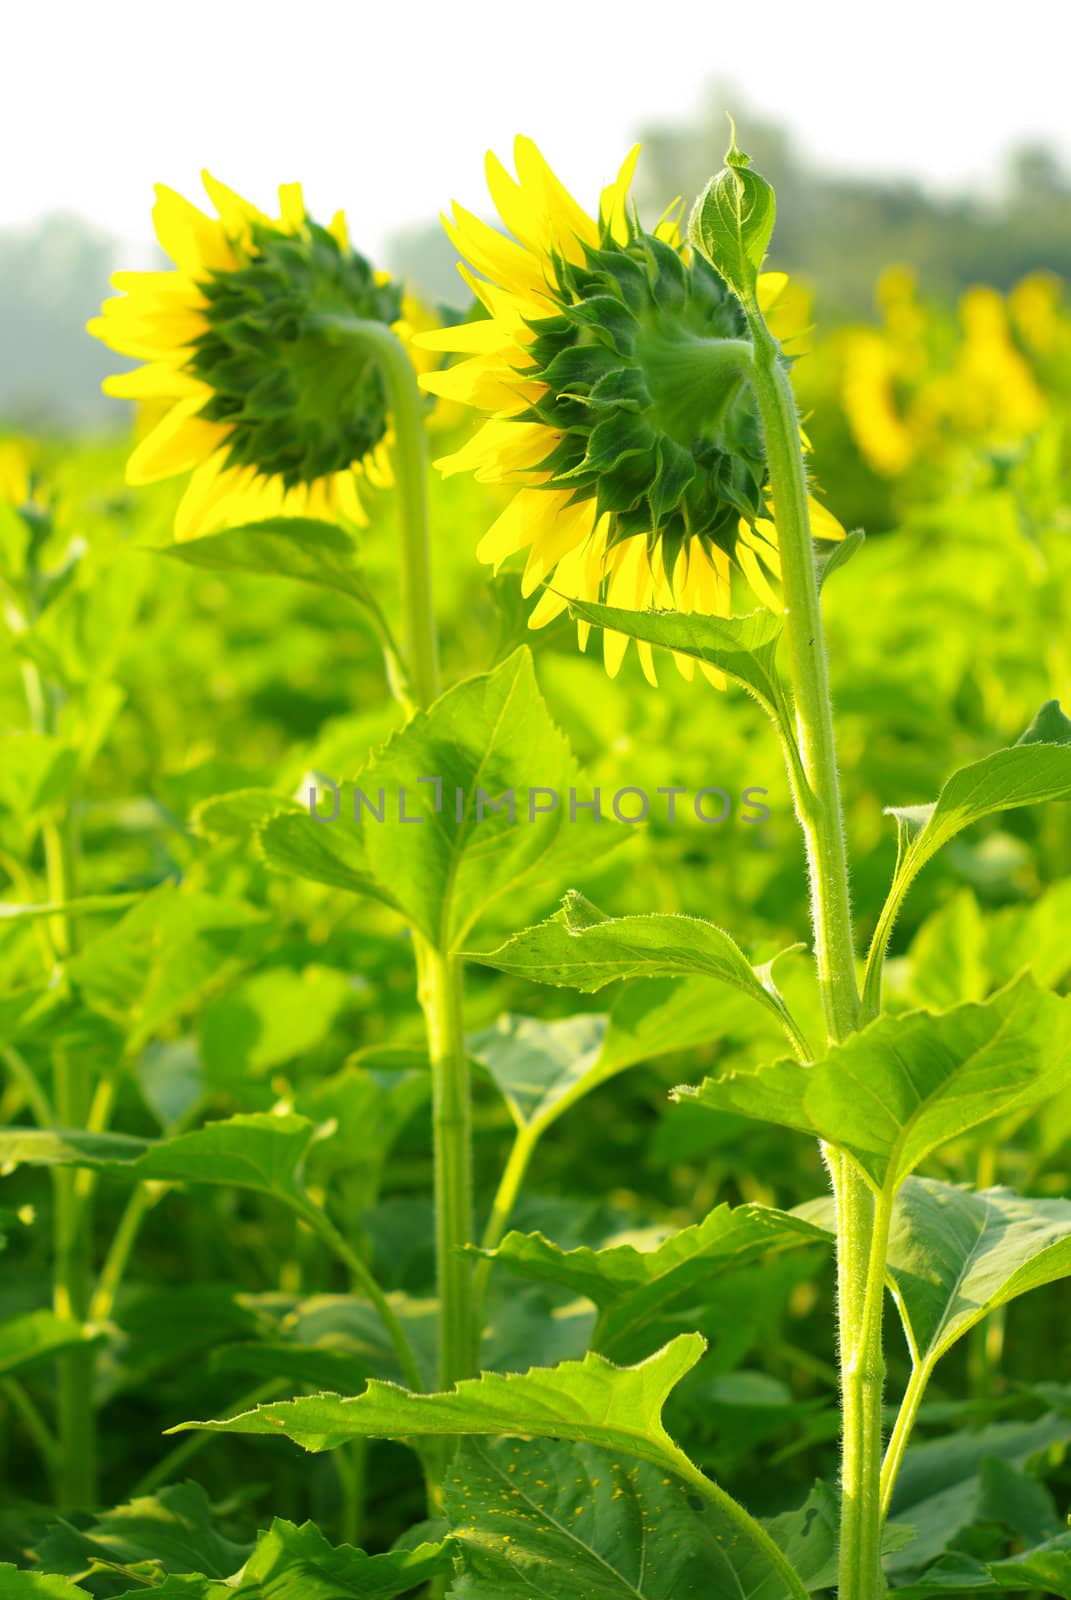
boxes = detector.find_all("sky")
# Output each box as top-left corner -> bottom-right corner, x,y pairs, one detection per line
6,0 -> 1071,264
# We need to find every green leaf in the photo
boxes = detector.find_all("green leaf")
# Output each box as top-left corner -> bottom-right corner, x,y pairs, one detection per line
817,528 -> 865,589
470,974 -> 771,1136
444,1438 -> 799,1600
483,1204 -> 829,1362
468,1011 -> 607,1130
885,1177 -> 1071,1368
563,598 -> 783,708
66,885 -> 266,1054
0,1311 -> 96,1380
886,1412 -> 1071,1579
34,1481 -> 250,1580
679,975 -> 1071,1192
870,716 -> 1071,1009
0,1571 -> 90,1598
1015,698 -> 1071,745
228,1519 -> 450,1600
888,738 -> 1071,852
258,803 -> 400,907
157,518 -> 373,606
0,1114 -> 319,1214
877,1537 -> 1071,1598
468,892 -> 805,1049
169,1334 -> 706,1474
687,128 -> 777,306
351,649 -> 618,949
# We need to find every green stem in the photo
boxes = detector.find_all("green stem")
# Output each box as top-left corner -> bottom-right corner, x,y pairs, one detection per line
880,1359 -> 931,1519
133,1380 -> 285,1496
839,1181 -> 893,1597
743,314 -> 883,1598
298,1203 -> 424,1395
327,319 -> 479,1400
472,1123 -> 539,1326
745,323 -> 860,1046
2,1046 -> 54,1127
3,1377 -> 60,1474
418,945 -> 477,1388
317,316 -> 439,707
90,1184 -> 155,1323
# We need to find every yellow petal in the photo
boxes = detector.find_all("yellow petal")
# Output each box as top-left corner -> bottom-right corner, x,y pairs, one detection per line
512,136 -> 598,264
201,171 -> 268,240
443,204 -> 546,297
125,398 -> 228,486
153,185 -> 234,274
278,182 -> 305,231
599,145 -> 641,246
413,320 -> 515,355
477,487 -> 569,570
102,363 -> 206,401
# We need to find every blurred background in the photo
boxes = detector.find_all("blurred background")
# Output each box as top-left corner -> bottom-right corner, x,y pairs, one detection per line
4,0 -> 1071,432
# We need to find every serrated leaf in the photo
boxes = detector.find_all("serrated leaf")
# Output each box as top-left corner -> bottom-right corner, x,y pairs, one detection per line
445,1438 -> 800,1600
0,1114 -> 319,1215
469,974 -> 772,1136
885,1177 -> 1071,1368
564,598 -> 783,708
483,1203 -> 829,1362
34,1481 -> 250,1580
229,1519 -> 450,1599
468,1011 -> 607,1130
156,517 -> 373,605
467,892 -> 805,1049
680,976 -> 1071,1192
170,1334 -> 706,1474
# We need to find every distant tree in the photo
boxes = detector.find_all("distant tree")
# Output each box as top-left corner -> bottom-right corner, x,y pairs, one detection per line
0,215 -> 128,428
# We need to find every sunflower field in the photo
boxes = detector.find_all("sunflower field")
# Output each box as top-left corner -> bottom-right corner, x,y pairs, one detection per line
2,132 -> 1071,1600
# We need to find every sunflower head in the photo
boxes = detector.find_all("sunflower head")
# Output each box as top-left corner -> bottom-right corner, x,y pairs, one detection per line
89,175 -> 413,538
517,228 -> 767,571
418,139 -> 819,685
189,220 -> 401,488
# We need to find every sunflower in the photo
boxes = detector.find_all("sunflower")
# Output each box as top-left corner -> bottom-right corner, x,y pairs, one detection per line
417,138 -> 841,685
89,174 -> 429,541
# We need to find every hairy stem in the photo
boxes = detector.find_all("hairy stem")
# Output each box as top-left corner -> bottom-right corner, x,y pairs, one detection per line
744,315 -> 883,1598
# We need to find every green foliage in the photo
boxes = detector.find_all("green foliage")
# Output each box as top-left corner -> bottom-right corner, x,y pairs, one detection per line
683,975 -> 1071,1191
171,1335 -> 705,1468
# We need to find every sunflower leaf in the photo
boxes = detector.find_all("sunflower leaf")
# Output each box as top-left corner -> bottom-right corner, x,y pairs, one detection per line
466,891 -> 805,1047
678,975 -> 1071,1192
168,1335 -> 705,1471
563,598 -> 783,708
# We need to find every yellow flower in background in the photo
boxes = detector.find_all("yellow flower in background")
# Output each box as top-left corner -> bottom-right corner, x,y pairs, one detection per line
0,439 -> 34,507
89,175 -> 427,540
841,267 -> 1050,483
417,138 -> 841,685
